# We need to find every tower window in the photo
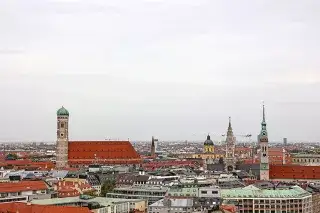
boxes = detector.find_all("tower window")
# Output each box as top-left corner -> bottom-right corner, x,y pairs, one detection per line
61,123 -> 65,128
61,133 -> 64,137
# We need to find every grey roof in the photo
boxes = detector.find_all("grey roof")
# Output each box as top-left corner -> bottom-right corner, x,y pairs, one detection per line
87,174 -> 100,186
50,170 -> 69,179
207,164 -> 225,172
32,196 -> 146,207
135,175 -> 149,182
218,180 -> 245,189
150,198 -> 194,207
236,164 -> 260,177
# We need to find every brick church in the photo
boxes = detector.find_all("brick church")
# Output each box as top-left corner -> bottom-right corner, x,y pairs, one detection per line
56,107 -> 141,168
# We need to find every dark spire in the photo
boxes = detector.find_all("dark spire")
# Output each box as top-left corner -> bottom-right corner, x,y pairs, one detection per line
261,103 -> 267,128
151,136 -> 155,147
227,117 -> 233,136
207,134 -> 211,140
260,103 -> 268,136
151,136 -> 155,159
262,104 -> 266,123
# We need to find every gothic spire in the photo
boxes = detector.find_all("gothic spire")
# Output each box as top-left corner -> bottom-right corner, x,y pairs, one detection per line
260,103 -> 268,135
227,116 -> 233,136
262,103 -> 266,123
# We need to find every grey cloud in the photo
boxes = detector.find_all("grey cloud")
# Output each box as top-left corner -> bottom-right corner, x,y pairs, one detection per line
0,0 -> 319,142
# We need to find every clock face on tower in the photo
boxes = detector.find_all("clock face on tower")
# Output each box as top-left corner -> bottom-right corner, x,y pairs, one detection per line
261,163 -> 268,170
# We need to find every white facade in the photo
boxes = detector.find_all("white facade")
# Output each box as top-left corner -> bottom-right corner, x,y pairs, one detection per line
198,186 -> 220,198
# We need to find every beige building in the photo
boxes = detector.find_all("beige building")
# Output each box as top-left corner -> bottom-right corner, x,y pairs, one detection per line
292,154 -> 320,165
221,185 -> 312,213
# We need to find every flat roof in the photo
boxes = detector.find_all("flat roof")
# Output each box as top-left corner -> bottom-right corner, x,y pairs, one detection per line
113,186 -> 168,192
31,196 -> 146,206
221,185 -> 311,199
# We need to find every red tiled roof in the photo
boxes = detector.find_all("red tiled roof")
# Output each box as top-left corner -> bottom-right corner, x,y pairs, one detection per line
0,202 -> 91,213
0,160 -> 54,170
270,165 -> 320,180
0,181 -> 48,193
68,141 -> 141,165
57,181 -> 94,198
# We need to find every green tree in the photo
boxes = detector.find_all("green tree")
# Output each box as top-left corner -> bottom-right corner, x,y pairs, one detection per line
100,179 -> 116,197
83,190 -> 97,197
6,153 -> 18,160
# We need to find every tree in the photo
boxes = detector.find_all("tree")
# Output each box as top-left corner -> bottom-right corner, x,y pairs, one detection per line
83,190 -> 97,197
6,153 -> 18,160
100,179 -> 116,197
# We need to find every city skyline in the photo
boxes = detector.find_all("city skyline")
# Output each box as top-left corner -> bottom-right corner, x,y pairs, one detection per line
1,0 -> 319,141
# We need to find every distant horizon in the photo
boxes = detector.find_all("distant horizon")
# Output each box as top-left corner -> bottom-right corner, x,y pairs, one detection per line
0,139 -> 318,144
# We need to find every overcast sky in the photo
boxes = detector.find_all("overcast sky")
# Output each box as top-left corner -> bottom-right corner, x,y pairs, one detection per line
0,0 -> 319,142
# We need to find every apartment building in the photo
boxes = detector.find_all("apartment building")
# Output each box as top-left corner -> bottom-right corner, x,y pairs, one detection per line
221,185 -> 312,213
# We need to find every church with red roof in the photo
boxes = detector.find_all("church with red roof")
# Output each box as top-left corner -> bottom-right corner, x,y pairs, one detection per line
55,107 -> 141,169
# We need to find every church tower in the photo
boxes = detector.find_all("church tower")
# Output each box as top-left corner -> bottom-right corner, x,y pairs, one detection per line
259,104 -> 269,180
151,136 -> 156,159
56,106 -> 69,169
204,134 -> 214,153
225,117 -> 236,172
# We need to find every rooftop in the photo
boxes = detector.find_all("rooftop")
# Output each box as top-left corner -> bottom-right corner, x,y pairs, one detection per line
0,202 -> 91,213
68,141 -> 141,165
0,181 -> 48,193
113,185 -> 168,192
292,154 -> 320,158
221,185 -> 311,199
32,196 -> 146,207
270,164 -> 320,180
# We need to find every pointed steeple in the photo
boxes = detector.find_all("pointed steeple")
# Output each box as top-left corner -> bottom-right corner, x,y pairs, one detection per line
151,136 -> 155,158
227,117 -> 233,136
260,103 -> 268,137
262,104 -> 266,123
207,134 -> 211,140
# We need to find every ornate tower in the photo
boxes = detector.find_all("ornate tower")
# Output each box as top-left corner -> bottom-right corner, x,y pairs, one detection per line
151,136 -> 156,159
259,104 -> 269,180
225,117 -> 236,172
204,134 -> 214,153
56,106 -> 69,169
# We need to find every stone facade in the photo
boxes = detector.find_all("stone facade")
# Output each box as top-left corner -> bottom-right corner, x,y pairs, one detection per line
224,117 -> 235,172
56,109 -> 69,169
259,104 -> 269,181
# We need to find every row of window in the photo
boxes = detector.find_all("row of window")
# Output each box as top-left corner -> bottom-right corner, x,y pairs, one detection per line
200,190 -> 219,194
293,158 -> 320,163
